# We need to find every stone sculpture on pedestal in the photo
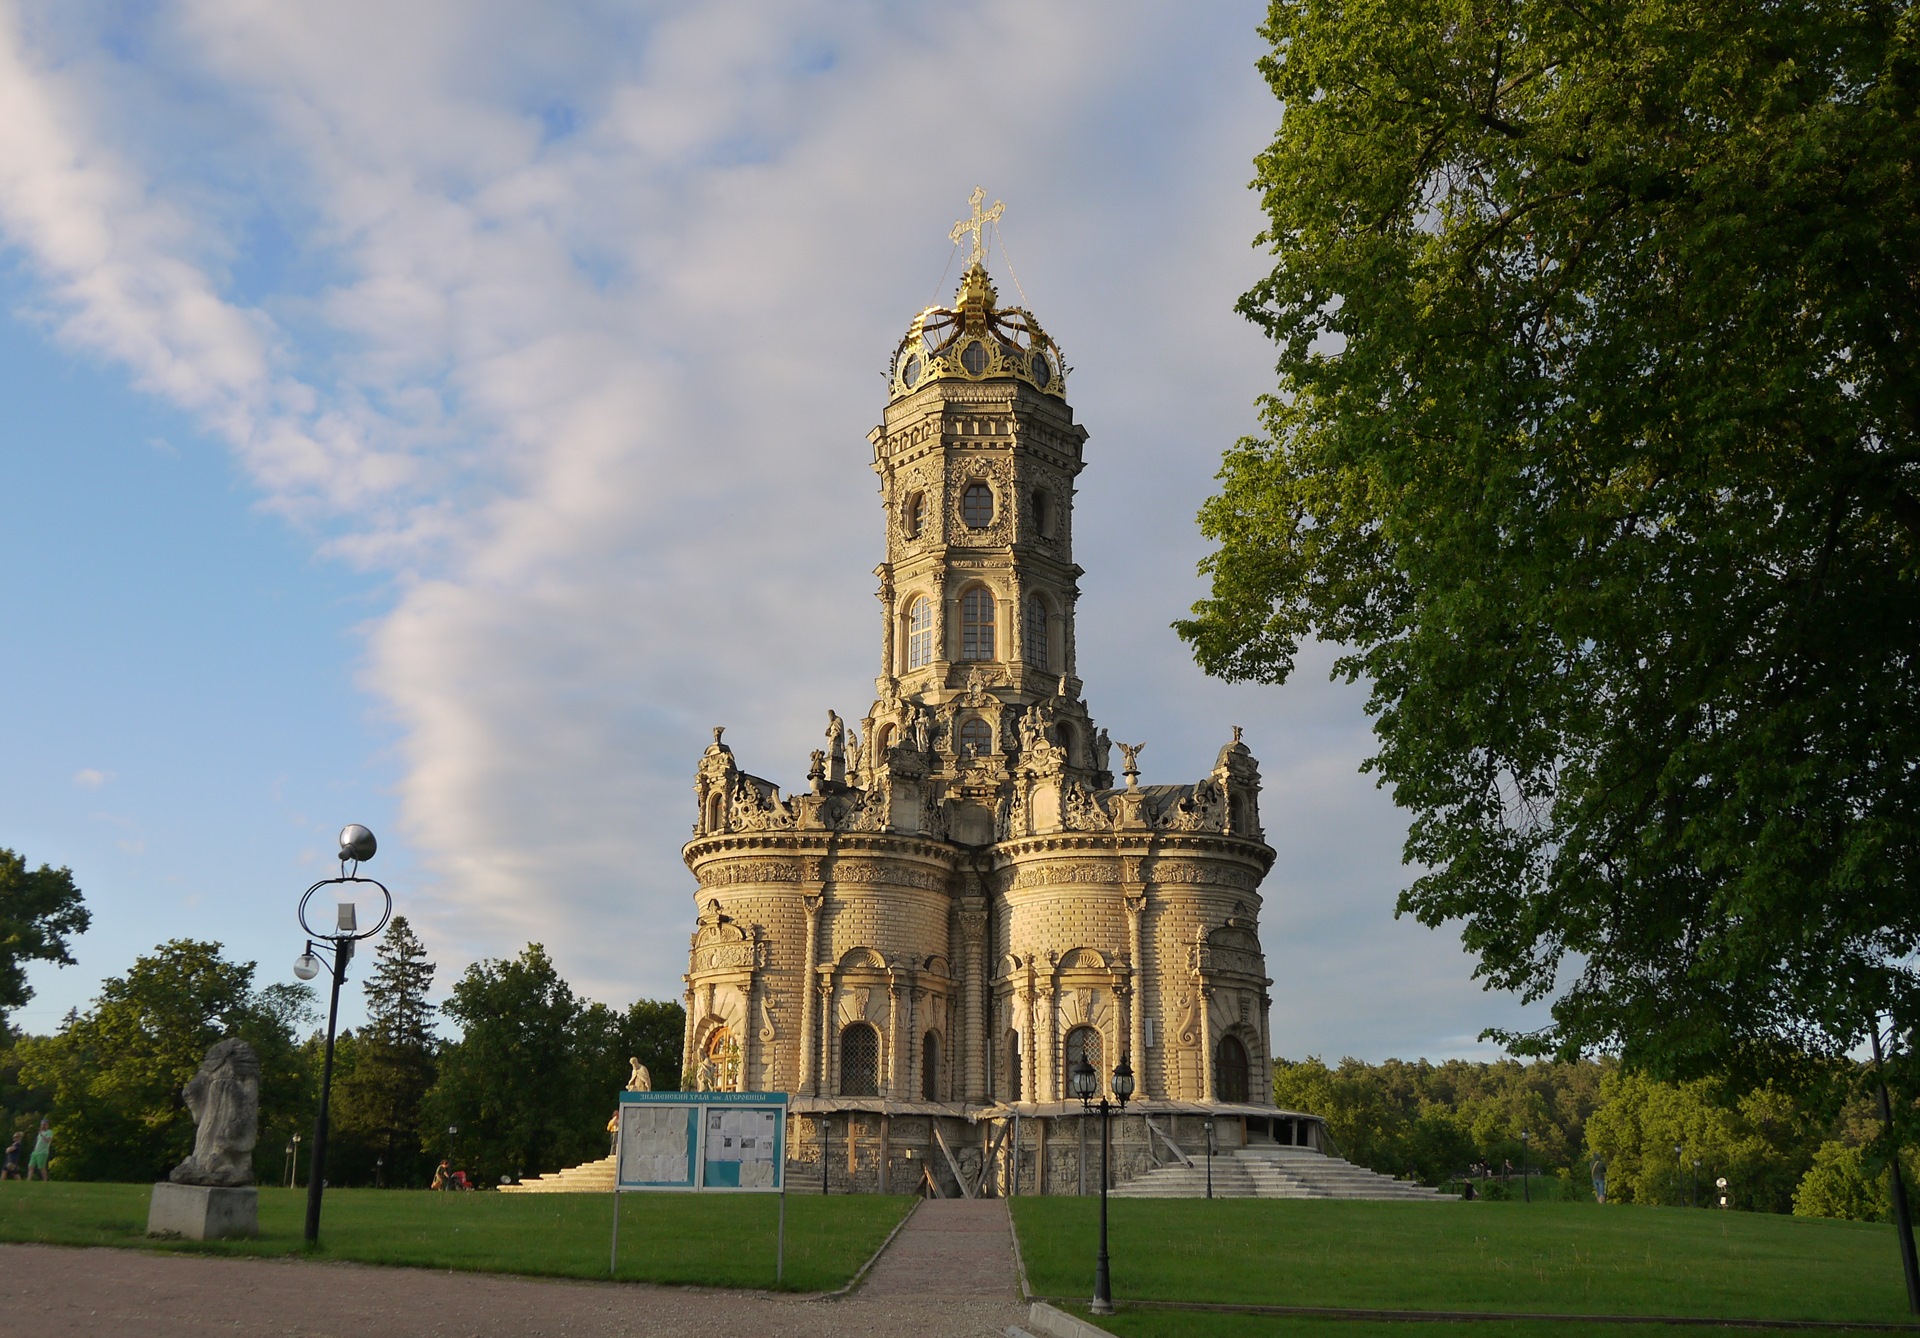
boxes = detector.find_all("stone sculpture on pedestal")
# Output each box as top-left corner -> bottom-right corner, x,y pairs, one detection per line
146,1038 -> 260,1240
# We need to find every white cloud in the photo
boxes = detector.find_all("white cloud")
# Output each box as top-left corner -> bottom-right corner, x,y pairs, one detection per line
71,768 -> 112,790
0,0 -> 1546,1059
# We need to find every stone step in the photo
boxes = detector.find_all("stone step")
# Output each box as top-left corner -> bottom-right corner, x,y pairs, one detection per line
498,1153 -> 617,1193
1111,1148 -> 1450,1200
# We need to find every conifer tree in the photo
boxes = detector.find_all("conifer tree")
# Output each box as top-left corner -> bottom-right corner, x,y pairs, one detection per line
333,916 -> 438,1186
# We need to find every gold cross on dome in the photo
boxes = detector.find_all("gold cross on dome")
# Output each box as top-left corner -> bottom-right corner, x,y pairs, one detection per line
949,186 -> 1004,267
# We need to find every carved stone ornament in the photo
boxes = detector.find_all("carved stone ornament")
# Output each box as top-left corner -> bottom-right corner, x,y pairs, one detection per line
170,1039 -> 260,1187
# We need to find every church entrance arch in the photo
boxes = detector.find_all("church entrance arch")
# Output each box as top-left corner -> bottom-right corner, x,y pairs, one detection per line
1216,1033 -> 1250,1104
1064,1025 -> 1102,1094
840,1022 -> 880,1097
921,1031 -> 941,1101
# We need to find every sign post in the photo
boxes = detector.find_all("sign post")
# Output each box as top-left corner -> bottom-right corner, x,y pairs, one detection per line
609,1091 -> 788,1279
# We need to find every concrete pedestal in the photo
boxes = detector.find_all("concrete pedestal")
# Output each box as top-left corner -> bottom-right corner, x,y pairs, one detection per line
146,1182 -> 258,1240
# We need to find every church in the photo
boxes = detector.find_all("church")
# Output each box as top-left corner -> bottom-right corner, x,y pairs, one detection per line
675,198 -> 1327,1195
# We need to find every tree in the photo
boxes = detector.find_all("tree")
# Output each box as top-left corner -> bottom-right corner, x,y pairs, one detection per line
423,944 -> 602,1184
0,849 -> 91,1026
1583,1068 -> 1815,1211
332,916 -> 438,1186
13,940 -> 314,1181
1180,1 -> 1920,1096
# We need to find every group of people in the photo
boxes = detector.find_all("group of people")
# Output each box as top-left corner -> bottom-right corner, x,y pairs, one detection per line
2,1120 -> 53,1180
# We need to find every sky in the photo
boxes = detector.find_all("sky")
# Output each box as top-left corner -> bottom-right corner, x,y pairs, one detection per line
0,1 -> 1551,1060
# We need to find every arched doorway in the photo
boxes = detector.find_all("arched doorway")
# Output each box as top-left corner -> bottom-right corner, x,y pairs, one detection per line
1064,1025 -> 1102,1095
840,1022 -> 880,1097
1216,1034 -> 1250,1104
921,1031 -> 941,1101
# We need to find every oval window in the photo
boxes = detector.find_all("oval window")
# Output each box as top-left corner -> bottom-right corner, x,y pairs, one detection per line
1031,349 -> 1050,385
902,354 -> 922,387
960,341 -> 988,376
963,482 -> 994,528
904,491 -> 927,537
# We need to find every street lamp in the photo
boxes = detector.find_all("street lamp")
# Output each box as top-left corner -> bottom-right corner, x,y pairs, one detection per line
290,1132 -> 302,1188
375,1155 -> 384,1190
283,1137 -> 295,1189
1204,1118 -> 1214,1200
293,824 -> 393,1245
1520,1131 -> 1530,1203
1071,1052 -> 1134,1317
1691,1159 -> 1700,1209
1672,1144 -> 1683,1208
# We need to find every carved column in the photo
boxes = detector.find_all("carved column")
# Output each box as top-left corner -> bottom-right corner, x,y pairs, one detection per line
1258,989 -> 1274,1104
799,895 -> 823,1095
1018,971 -> 1036,1103
1039,975 -> 1059,1103
959,902 -> 988,1102
1199,983 -> 1217,1104
680,984 -> 696,1085
931,570 -> 949,673
1126,892 -> 1147,1095
877,568 -> 895,680
886,970 -> 904,1099
819,980 -> 836,1095
1064,588 -> 1081,680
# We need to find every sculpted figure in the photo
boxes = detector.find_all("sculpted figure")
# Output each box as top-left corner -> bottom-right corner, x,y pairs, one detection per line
169,1038 -> 260,1187
626,1058 -> 652,1092
911,705 -> 932,753
1117,741 -> 1145,775
1093,728 -> 1112,772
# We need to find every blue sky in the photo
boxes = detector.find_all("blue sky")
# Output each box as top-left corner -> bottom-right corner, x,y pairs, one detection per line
0,1 -> 1549,1057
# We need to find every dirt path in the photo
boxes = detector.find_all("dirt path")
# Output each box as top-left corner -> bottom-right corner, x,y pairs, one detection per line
0,1206 -> 1030,1337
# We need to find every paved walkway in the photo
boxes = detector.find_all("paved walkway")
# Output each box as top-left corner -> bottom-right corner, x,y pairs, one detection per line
858,1199 -> 1021,1300
0,1201 -> 1030,1337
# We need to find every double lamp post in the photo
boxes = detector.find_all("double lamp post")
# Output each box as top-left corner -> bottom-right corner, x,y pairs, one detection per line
1069,1052 -> 1135,1317
291,824 -> 393,1245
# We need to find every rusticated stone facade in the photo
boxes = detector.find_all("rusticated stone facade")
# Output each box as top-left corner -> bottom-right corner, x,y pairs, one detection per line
678,254 -> 1324,1194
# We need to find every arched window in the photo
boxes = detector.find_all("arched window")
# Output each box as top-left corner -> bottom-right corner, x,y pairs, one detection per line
1216,1034 -> 1251,1104
875,723 -> 895,755
840,1022 -> 880,1097
905,596 -> 934,670
1064,1025 -> 1103,1094
1032,489 -> 1054,537
961,587 -> 995,660
1006,1029 -> 1022,1102
963,481 -> 994,528
705,792 -> 723,832
1024,595 -> 1048,671
960,717 -> 994,758
921,1031 -> 941,1101
904,491 -> 927,537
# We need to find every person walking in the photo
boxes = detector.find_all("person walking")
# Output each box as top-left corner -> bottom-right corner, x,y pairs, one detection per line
2,1132 -> 22,1180
26,1119 -> 52,1181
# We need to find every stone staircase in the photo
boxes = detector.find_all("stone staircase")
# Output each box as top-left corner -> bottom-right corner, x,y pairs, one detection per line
497,1153 -> 616,1193
1112,1145 -> 1450,1201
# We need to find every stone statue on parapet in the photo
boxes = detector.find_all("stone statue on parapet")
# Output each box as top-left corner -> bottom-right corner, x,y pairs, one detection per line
1117,741 -> 1145,788
626,1058 -> 652,1092
1093,728 -> 1112,773
169,1039 -> 260,1187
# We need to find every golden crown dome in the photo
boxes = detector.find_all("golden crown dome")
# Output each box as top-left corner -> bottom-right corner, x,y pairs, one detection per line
888,261 -> 1066,401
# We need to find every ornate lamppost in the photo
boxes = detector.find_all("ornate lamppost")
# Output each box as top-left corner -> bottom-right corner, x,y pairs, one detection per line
292,824 -> 393,1244
1070,1052 -> 1135,1317
1204,1118 -> 1214,1200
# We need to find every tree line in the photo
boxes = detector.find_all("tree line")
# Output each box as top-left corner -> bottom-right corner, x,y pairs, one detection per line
0,857 -> 683,1189
1277,1055 -> 1918,1221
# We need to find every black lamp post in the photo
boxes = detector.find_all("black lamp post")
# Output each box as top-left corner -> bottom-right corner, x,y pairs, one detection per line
1204,1118 -> 1214,1200
1672,1144 -> 1683,1207
375,1155 -> 384,1190
1071,1052 -> 1134,1317
292,824 -> 393,1245
1520,1131 -> 1530,1203
283,1137 -> 295,1189
290,1131 -> 302,1188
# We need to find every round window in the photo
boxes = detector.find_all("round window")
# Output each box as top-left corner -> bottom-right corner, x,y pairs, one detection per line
1030,350 -> 1050,385
902,354 -> 922,388
960,340 -> 988,376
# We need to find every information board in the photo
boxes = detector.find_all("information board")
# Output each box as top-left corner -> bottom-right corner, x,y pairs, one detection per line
615,1091 -> 786,1193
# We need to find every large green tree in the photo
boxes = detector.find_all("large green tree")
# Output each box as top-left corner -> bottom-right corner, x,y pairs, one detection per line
14,940 -> 314,1181
0,849 -> 91,1026
1182,1 -> 1920,1095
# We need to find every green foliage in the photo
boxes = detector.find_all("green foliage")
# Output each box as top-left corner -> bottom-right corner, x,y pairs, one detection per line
12,941 -> 314,1182
1273,1055 -> 1604,1184
422,942 -> 686,1185
1793,1138 -> 1920,1221
0,849 -> 91,1024
1583,1067 -> 1815,1211
331,917 -> 438,1186
1181,0 -> 1920,1093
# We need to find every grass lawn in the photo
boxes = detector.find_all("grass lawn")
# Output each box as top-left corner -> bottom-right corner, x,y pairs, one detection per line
0,1182 -> 912,1293
1012,1198 -> 1920,1329
1067,1309 -> 1908,1338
